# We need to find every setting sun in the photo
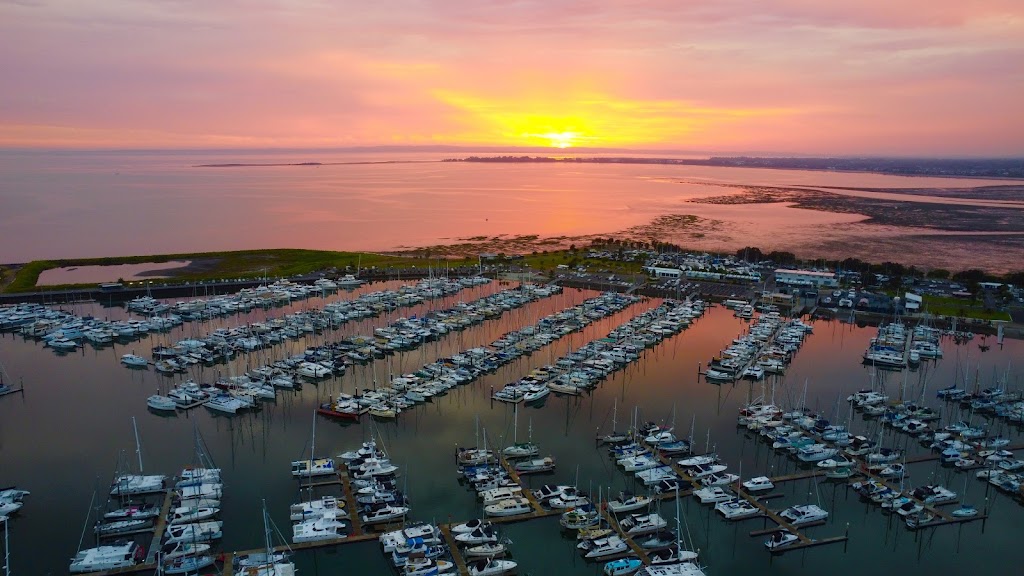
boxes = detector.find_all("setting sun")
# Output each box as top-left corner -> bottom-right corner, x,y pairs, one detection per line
543,131 -> 578,148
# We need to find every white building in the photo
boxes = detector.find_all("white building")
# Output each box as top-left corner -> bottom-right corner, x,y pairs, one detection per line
646,266 -> 682,279
904,292 -> 922,311
774,269 -> 838,288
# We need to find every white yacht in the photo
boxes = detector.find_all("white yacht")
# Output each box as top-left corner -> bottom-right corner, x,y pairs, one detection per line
110,474 -> 167,496
693,486 -> 732,504
764,530 -> 799,551
290,457 -> 336,478
619,512 -> 668,535
607,493 -> 651,513
361,504 -> 409,524
290,495 -> 346,521
205,394 -> 248,414
164,520 -> 223,544
147,394 -> 178,412
467,558 -> 518,576
715,498 -> 760,520
779,504 -> 828,525
69,541 -> 143,573
454,526 -> 499,545
120,353 -> 149,368
581,535 -> 629,558
292,516 -> 348,542
741,476 -> 774,492
168,505 -> 219,525
484,497 -> 532,517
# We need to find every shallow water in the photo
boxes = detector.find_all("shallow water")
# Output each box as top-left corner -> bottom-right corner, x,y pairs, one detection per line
1,150 -> 1020,272
0,282 -> 1021,575
37,261 -> 193,285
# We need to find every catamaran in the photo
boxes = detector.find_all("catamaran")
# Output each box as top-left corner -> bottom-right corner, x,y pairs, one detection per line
69,541 -> 144,573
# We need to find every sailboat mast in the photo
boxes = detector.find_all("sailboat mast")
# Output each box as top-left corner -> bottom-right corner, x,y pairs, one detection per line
132,416 -> 143,472
2,515 -> 9,576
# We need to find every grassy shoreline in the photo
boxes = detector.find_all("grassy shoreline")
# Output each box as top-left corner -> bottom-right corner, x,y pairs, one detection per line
3,249 -> 475,294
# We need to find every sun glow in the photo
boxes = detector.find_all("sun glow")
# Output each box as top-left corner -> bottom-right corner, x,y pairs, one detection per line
542,131 -> 578,148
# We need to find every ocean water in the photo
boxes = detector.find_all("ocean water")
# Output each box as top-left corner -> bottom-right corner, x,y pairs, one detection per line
0,282 -> 1021,575
0,149 -> 1021,272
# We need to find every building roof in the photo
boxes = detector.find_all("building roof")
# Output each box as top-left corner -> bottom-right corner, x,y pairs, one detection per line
775,269 -> 836,277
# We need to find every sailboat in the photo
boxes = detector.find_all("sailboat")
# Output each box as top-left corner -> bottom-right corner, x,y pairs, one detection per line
502,403 -> 539,459
291,411 -> 336,478
110,418 -> 167,496
599,399 -> 630,444
70,492 -> 145,573
235,501 -> 295,575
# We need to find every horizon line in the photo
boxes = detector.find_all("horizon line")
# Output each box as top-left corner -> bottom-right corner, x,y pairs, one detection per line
0,145 -> 1022,160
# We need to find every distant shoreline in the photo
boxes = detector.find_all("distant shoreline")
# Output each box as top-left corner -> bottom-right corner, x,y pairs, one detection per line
447,155 -> 1024,180
194,160 -> 433,168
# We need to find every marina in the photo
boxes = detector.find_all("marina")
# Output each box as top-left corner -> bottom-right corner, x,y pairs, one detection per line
1,278 -> 1023,575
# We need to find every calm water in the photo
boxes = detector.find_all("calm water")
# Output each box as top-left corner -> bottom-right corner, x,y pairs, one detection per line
1,150 -> 1021,272
1,282 -> 1022,575
37,262 -> 193,285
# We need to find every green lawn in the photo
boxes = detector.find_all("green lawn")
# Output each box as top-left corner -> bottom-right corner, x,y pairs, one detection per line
922,295 -> 1011,322
5,249 -> 471,293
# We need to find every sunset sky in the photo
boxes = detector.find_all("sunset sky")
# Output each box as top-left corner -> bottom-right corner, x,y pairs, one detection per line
1,0 -> 1022,154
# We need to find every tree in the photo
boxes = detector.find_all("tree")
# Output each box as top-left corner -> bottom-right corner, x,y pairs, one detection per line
927,269 -> 951,279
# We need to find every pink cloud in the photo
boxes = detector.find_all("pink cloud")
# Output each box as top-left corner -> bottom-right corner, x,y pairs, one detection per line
0,0 -> 1021,153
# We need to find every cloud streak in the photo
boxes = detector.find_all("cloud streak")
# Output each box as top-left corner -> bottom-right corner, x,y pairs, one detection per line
0,0 -> 1021,153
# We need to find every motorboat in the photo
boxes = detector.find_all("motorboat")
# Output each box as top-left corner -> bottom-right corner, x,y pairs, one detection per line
607,493 -> 652,514
515,456 -> 555,474
484,497 -> 532,517
764,530 -> 799,551
951,504 -> 979,518
292,516 -> 348,542
604,558 -> 644,576
548,493 -> 591,509
581,535 -> 629,559
479,486 -> 523,506
454,526 -> 499,545
741,476 -> 774,492
779,504 -> 828,525
467,558 -> 518,576
361,504 -> 409,524
693,486 -> 732,504
379,522 -> 442,552
205,394 -> 248,414
464,542 -> 508,559
715,498 -> 760,520
533,484 -> 580,504
120,354 -> 149,368
69,541 -> 144,573
700,472 -> 739,487
290,457 -> 336,478
559,507 -> 600,529
400,558 -> 454,576
619,513 -> 668,535
817,457 -> 855,469
796,444 -> 839,462
290,494 -> 346,520
450,518 -> 491,534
